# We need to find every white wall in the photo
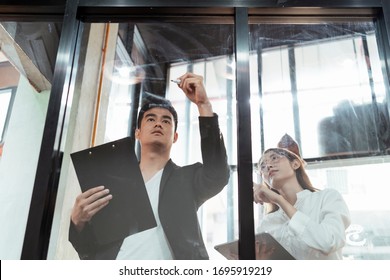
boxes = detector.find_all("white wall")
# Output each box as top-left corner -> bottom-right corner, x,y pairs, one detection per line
0,76 -> 49,259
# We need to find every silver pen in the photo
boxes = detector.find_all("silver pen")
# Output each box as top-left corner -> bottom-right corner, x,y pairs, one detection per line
170,79 -> 181,84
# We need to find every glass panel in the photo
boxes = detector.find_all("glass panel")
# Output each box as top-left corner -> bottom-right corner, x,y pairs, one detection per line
50,21 -> 236,260
0,22 -> 59,259
250,20 -> 390,259
250,22 -> 389,159
0,88 -> 14,143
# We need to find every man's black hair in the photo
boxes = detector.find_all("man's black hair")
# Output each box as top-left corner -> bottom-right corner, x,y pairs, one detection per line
137,94 -> 178,132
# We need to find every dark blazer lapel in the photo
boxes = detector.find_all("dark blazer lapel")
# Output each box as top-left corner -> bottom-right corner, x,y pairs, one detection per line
159,159 -> 177,196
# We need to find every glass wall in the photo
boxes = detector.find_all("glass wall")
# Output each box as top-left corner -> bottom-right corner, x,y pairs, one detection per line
49,21 -> 237,259
46,11 -> 390,260
0,1 -> 371,261
250,20 -> 390,259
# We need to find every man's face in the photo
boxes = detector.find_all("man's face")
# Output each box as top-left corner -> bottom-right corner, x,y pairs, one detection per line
135,107 -> 178,149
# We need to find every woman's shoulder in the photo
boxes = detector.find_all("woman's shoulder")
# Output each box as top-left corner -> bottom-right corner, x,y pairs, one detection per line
319,187 -> 342,194
312,187 -> 344,200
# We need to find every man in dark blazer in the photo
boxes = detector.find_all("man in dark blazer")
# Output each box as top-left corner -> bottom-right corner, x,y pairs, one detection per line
69,73 -> 230,259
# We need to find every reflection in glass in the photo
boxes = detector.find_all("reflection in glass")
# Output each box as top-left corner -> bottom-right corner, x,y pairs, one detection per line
250,22 -> 388,159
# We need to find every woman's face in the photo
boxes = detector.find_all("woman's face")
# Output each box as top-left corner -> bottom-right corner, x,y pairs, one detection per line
259,150 -> 297,188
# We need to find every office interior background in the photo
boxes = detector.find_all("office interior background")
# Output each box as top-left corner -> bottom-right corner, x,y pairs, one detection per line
1,0 -> 390,260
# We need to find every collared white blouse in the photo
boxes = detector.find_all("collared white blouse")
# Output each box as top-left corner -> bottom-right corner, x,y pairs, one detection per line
258,188 -> 351,260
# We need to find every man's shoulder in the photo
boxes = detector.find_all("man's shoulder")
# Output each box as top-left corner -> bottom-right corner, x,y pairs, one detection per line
166,160 -> 202,170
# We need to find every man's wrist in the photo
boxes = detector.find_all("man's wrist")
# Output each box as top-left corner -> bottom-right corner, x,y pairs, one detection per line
72,217 -> 86,232
197,102 -> 213,116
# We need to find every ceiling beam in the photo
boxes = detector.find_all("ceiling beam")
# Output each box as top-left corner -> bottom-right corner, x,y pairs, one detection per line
0,24 -> 51,92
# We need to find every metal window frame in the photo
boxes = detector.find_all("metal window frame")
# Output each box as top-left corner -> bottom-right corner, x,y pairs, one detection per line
0,0 -> 388,260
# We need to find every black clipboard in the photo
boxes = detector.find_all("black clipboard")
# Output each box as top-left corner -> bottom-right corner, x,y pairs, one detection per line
70,137 -> 157,245
214,232 -> 295,260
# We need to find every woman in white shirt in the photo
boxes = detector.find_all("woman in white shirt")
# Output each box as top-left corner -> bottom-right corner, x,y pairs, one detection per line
253,135 -> 351,260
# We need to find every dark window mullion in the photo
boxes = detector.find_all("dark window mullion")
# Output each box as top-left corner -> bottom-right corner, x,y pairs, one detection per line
21,0 -> 81,260
235,7 -> 255,260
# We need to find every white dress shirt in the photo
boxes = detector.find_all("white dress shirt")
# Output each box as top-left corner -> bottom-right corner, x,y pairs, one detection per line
116,169 -> 173,260
258,188 -> 351,260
